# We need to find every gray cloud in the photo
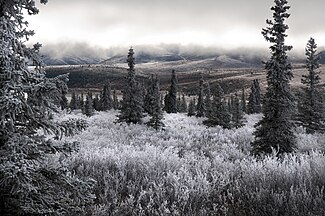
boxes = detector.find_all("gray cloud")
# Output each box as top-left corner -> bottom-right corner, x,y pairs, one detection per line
28,0 -> 325,50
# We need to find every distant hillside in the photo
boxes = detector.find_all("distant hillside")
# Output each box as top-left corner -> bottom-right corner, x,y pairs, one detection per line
42,55 -> 104,66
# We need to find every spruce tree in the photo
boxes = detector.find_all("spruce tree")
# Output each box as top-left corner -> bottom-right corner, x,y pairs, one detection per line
203,84 -> 231,129
205,82 -> 212,118
241,87 -> 247,113
297,38 -> 325,133
232,92 -> 244,128
117,47 -> 144,124
83,92 -> 94,117
60,93 -> 68,110
196,76 -> 206,117
69,91 -> 79,110
164,70 -> 178,113
79,93 -> 84,110
93,94 -> 101,111
176,93 -> 182,112
252,0 -> 296,155
112,89 -> 119,110
247,79 -> 262,114
187,98 -> 196,117
0,1 -> 93,215
144,75 -> 156,115
179,94 -> 188,113
146,75 -> 165,130
100,81 -> 113,111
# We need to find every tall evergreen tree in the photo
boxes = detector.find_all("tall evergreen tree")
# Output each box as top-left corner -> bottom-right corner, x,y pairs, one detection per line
69,91 -> 79,110
93,94 -> 101,111
297,38 -> 325,133
179,94 -> 188,113
117,47 -> 144,124
83,92 -> 94,117
205,82 -> 212,118
79,93 -> 84,111
247,79 -> 262,114
146,75 -> 165,130
144,75 -> 156,115
196,76 -> 206,117
112,89 -> 119,110
100,81 -> 113,111
203,84 -> 231,129
0,1 -> 93,214
241,87 -> 247,113
232,92 -> 244,128
164,70 -> 178,113
187,98 -> 196,117
252,0 -> 296,155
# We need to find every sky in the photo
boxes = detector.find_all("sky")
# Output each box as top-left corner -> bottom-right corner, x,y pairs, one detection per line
27,0 -> 325,52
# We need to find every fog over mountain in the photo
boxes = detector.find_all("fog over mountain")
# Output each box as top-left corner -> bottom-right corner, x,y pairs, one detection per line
40,42 -> 324,67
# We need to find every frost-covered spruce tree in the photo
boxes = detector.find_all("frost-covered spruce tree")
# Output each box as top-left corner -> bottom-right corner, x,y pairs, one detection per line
60,92 -> 68,110
179,94 -> 188,113
247,79 -> 262,114
203,84 -> 231,129
146,75 -> 165,130
0,1 -> 94,215
205,82 -> 212,118
164,69 -> 178,113
252,0 -> 295,155
297,38 -> 325,133
187,98 -> 196,116
144,75 -> 156,115
241,87 -> 247,113
117,47 -> 144,124
93,94 -> 101,111
196,76 -> 206,117
100,81 -> 113,111
232,92 -> 244,128
112,89 -> 119,110
79,93 -> 84,110
69,91 -> 79,110
83,92 -> 94,117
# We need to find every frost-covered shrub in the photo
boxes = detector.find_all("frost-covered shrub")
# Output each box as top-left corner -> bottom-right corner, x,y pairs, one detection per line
64,111 -> 325,215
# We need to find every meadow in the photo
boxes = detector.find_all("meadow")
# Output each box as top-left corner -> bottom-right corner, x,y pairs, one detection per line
55,110 -> 325,216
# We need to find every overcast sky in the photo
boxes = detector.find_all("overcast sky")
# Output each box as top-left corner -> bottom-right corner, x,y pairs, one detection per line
27,0 -> 325,51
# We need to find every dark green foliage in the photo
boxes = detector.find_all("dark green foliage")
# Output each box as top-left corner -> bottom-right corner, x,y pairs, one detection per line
69,91 -> 79,110
116,47 -> 144,124
0,1 -> 94,215
247,79 -> 262,114
196,77 -> 206,117
187,98 -> 196,116
241,87 -> 247,113
100,81 -> 113,111
203,84 -> 231,129
164,70 -> 178,113
146,75 -> 165,130
83,92 -> 94,117
252,0 -> 296,156
232,93 -> 244,128
297,38 -> 325,133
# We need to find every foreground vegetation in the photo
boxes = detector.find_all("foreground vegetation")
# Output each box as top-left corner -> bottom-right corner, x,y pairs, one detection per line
58,110 -> 325,215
